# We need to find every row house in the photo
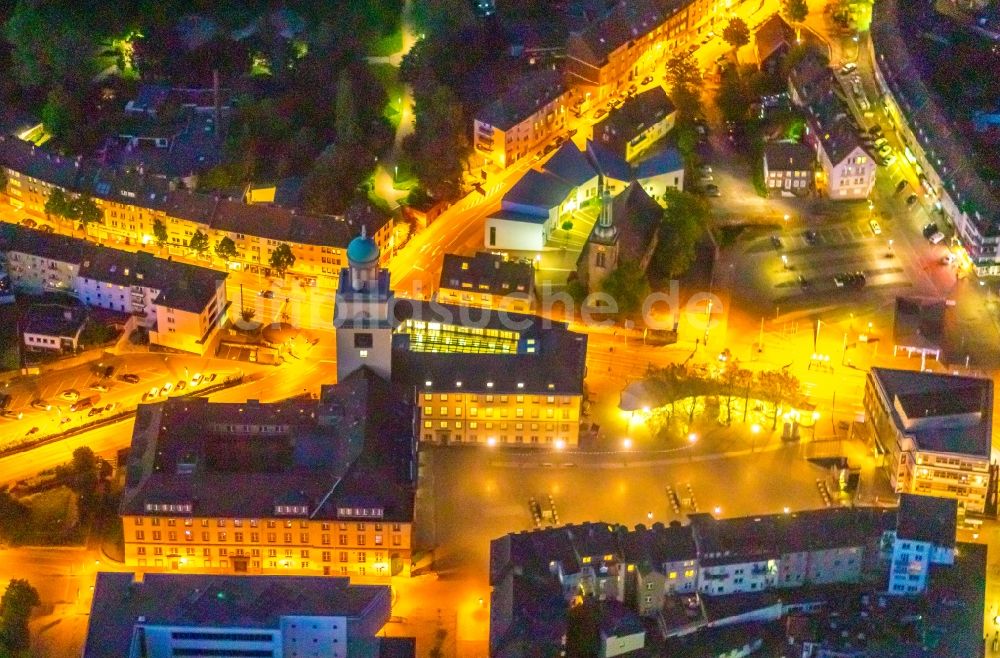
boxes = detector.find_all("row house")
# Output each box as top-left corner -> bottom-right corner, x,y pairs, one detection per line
0,136 -> 374,280
120,369 -> 417,580
0,224 -> 229,355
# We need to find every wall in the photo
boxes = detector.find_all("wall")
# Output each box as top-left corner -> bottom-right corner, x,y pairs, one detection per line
280,615 -> 349,658
485,216 -> 547,251
141,625 -> 279,658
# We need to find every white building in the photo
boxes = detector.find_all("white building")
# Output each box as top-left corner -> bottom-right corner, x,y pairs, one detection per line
83,572 -> 393,658
22,304 -> 88,354
485,170 -> 576,251
887,494 -> 957,596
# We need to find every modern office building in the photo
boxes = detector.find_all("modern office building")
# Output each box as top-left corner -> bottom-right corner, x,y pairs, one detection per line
120,367 -> 417,579
83,572 -> 402,658
862,367 -> 996,515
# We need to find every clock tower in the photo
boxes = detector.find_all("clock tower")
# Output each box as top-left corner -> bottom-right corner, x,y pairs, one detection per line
334,229 -> 394,381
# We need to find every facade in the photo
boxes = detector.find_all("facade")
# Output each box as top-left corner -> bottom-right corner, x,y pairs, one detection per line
587,140 -> 684,201
83,572 -> 394,658
488,504 -> 937,655
334,231 -> 395,382
788,52 -> 877,200
485,169 -> 577,251
436,251 -> 535,312
0,136 -> 377,280
22,304 -> 87,353
0,225 -> 229,356
119,368 -> 417,579
887,495 -> 957,596
762,142 -> 815,196
594,87 -> 676,162
474,68 -> 569,169
862,367 -> 994,515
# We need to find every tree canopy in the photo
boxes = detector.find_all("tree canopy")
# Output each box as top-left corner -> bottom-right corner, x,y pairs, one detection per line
722,18 -> 751,50
401,78 -> 470,202
215,236 -> 237,262
188,229 -> 209,254
600,260 -> 651,317
269,243 -> 296,275
652,189 -> 708,279
0,579 -> 39,653
782,0 -> 809,23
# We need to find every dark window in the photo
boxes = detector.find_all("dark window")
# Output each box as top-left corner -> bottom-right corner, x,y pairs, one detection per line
171,632 -> 273,642
354,333 -> 373,348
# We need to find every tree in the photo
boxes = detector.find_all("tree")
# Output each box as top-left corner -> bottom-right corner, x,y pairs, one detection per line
722,18 -> 751,50
334,67 -> 360,144
0,579 -> 39,653
600,261 -> 651,317
40,86 -> 82,143
0,492 -> 29,543
401,78 -> 470,202
755,369 -> 801,430
652,189 -> 708,278
0,168 -> 7,194
215,236 -> 237,263
782,0 -> 809,24
269,243 -> 296,276
301,141 -> 378,215
72,195 -> 103,232
665,53 -> 703,119
152,218 -> 168,247
188,229 -> 209,255
44,188 -> 72,221
716,64 -> 753,125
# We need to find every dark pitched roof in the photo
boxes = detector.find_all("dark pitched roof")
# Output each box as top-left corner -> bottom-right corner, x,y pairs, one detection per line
477,68 -> 566,131
120,368 -> 415,522
0,224 -> 86,265
618,522 -> 698,571
763,141 -> 816,172
212,198 -> 295,241
542,141 -> 598,187
633,146 -> 684,178
83,572 -> 390,658
612,181 -> 661,262
570,0 -> 666,66
439,252 -> 534,296
896,494 -> 957,548
502,169 -> 576,211
586,140 -> 633,182
869,367 -> 992,457
23,304 -> 87,337
892,296 -> 946,350
595,86 -> 675,151
164,190 -> 218,225
754,14 -> 795,63
0,135 -> 86,189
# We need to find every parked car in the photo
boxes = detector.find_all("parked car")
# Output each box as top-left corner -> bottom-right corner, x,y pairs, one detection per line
88,407 -> 102,417
0,411 -> 23,420
698,164 -> 713,175
70,397 -> 96,412
88,383 -> 109,392
59,389 -> 80,402
117,373 -> 140,384
874,137 -> 888,148
641,75 -> 654,85
259,290 -> 274,299
147,386 -> 160,399
868,125 -> 883,136
922,223 -> 939,238
175,380 -> 187,392
104,403 -> 117,412
99,365 -> 115,378
627,84 -> 637,96
594,109 -> 607,119
804,230 -> 818,245
797,275 -> 810,288
704,184 -> 720,197
25,427 -> 39,436
840,62 -> 857,74
883,153 -> 897,166
907,194 -> 919,206
834,273 -> 848,288
190,373 -> 204,387
160,383 -> 173,396
39,225 -> 54,233
206,373 -> 217,383
929,232 -> 945,245
895,180 -> 907,194
771,235 -> 783,249
20,218 -> 36,228
30,399 -> 51,411
869,219 -> 882,235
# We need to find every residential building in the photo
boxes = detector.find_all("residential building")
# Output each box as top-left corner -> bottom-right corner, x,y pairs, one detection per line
120,367 -> 417,579
594,87 -> 676,162
871,0 -> 1000,274
0,136 -> 375,280
887,494 -> 957,596
762,141 -> 815,196
83,572 -> 397,658
489,504 -> 923,655
753,14 -> 796,72
0,225 -> 229,356
474,68 -> 570,169
862,367 -> 995,514
22,304 -> 88,353
436,251 -> 536,312
587,140 -> 684,200
788,51 -> 877,200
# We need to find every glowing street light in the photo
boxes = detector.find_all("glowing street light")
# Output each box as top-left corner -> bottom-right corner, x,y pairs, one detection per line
713,506 -> 722,516
622,438 -> 633,450
554,438 -> 566,451
750,423 -> 761,434
687,432 -> 698,444
783,506 -> 791,514
487,437 -> 497,447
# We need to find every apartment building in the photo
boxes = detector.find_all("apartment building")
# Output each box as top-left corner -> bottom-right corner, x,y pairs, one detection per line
594,87 -> 676,162
862,367 -> 995,515
120,367 -> 417,579
788,52 -> 877,200
474,68 -> 569,169
22,304 -> 88,353
887,494 -> 957,596
763,141 -> 815,196
436,251 -> 535,312
0,136 -> 370,279
0,224 -> 229,355
84,572 -> 401,658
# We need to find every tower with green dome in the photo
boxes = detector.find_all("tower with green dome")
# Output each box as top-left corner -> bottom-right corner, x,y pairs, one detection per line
334,228 -> 394,381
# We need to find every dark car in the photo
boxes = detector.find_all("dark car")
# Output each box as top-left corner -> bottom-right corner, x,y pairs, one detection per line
922,223 -> 939,238
117,373 -> 140,384
804,230 -> 818,245
641,75 -> 654,85
797,275 -> 810,288
834,273 -> 848,288
906,194 -> 918,206
594,109 -> 607,119
259,290 -> 274,299
848,272 -> 867,289
771,235 -> 783,249
868,125 -> 883,136
88,407 -> 102,417
895,180 -> 907,194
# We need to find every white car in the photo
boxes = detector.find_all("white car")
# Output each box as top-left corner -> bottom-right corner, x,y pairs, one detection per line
840,62 -> 857,74
160,382 -> 174,396
190,373 -> 204,387
59,389 -> 80,402
929,232 -> 945,245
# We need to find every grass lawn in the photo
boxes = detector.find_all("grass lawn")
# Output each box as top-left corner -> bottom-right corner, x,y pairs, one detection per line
369,63 -> 405,129
21,486 -> 82,545
368,28 -> 403,57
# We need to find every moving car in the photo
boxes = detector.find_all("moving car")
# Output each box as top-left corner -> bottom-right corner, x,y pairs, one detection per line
804,230 -> 818,245
59,389 -> 80,402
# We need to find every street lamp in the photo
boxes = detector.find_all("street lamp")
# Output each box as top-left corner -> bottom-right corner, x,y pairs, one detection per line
554,438 -> 566,451
486,437 -> 497,447
783,213 -> 790,225
781,254 -> 789,270
687,432 -> 698,462
622,437 -> 632,450
750,423 -> 761,452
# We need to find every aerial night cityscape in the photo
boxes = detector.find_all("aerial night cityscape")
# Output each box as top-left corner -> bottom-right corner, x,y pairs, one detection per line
0,0 -> 998,656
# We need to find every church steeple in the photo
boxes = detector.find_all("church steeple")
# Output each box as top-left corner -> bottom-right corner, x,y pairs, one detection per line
592,184 -> 617,243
